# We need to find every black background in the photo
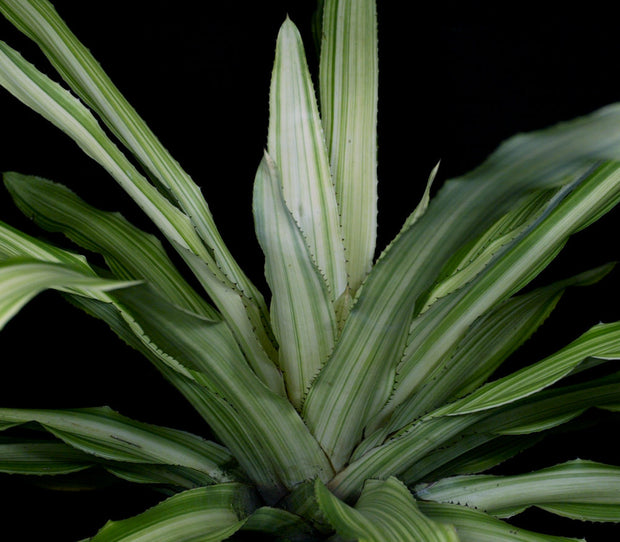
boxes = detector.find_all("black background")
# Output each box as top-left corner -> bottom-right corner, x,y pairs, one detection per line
0,1 -> 619,539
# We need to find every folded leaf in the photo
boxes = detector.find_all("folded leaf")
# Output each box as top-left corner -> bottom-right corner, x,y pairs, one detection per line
4,172 -> 216,318
88,483 -> 257,542
539,503 -> 620,523
269,18 -> 347,301
0,258 -> 136,330
254,153 -> 337,408
0,219 -> 88,268
315,476 -> 458,542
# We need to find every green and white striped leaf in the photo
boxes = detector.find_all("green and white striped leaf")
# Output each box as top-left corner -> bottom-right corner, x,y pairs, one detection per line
401,433 -> 544,485
305,157 -> 620,472
402,162 -> 441,232
268,18 -> 347,301
104,463 -> 220,491
0,222 -> 267,480
538,503 -> 620,523
0,438 -> 93,475
0,406 -> 236,484
416,186 -> 561,314
110,285 -> 334,502
0,0 -> 262,310
320,0 -> 378,292
239,506 -> 315,538
0,258 -> 137,329
330,415 -> 478,502
0,436 -> 218,489
366,263 -> 615,435
64,294 -> 283,494
420,502 -> 584,542
331,373 -> 620,501
175,246 -> 284,394
0,39 -> 275,384
378,161 -> 620,434
254,153 -> 337,408
415,460 -> 620,521
315,476 -> 458,542
0,219 -> 88,268
88,483 -> 257,542
4,172 -> 216,318
4,171 -> 284,393
472,373 -> 620,436
0,40 -> 207,264
434,320 -> 620,417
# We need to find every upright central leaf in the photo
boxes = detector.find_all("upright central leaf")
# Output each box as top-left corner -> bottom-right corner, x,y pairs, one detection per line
320,0 -> 378,293
268,18 -> 347,302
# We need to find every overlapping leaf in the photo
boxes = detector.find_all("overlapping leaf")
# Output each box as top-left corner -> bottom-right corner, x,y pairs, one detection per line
0,406 -> 236,484
110,285 -> 334,502
254,153 -> 337,408
434,321 -> 620,417
0,0 -> 262,311
88,483 -> 257,542
0,32 -> 278,394
331,372 -> 620,501
315,476 -> 458,542
377,162 -> 620,435
0,437 -> 93,475
4,172 -> 283,392
305,150 -> 620,472
355,264 -> 613,458
268,18 -> 347,302
4,172 -> 215,318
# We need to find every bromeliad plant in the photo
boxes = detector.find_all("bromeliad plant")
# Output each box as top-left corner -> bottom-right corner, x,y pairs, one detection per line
0,0 -> 620,540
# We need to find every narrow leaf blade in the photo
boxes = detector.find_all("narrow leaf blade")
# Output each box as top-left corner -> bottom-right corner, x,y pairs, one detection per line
304,106 -> 620,471
254,153 -> 337,408
0,258 -> 136,330
0,406 -> 236,483
435,320 -> 620,417
269,18 -> 347,300
4,172 -> 215,318
415,460 -> 620,521
0,0 -> 262,309
420,502 -> 584,542
320,0 -> 378,292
